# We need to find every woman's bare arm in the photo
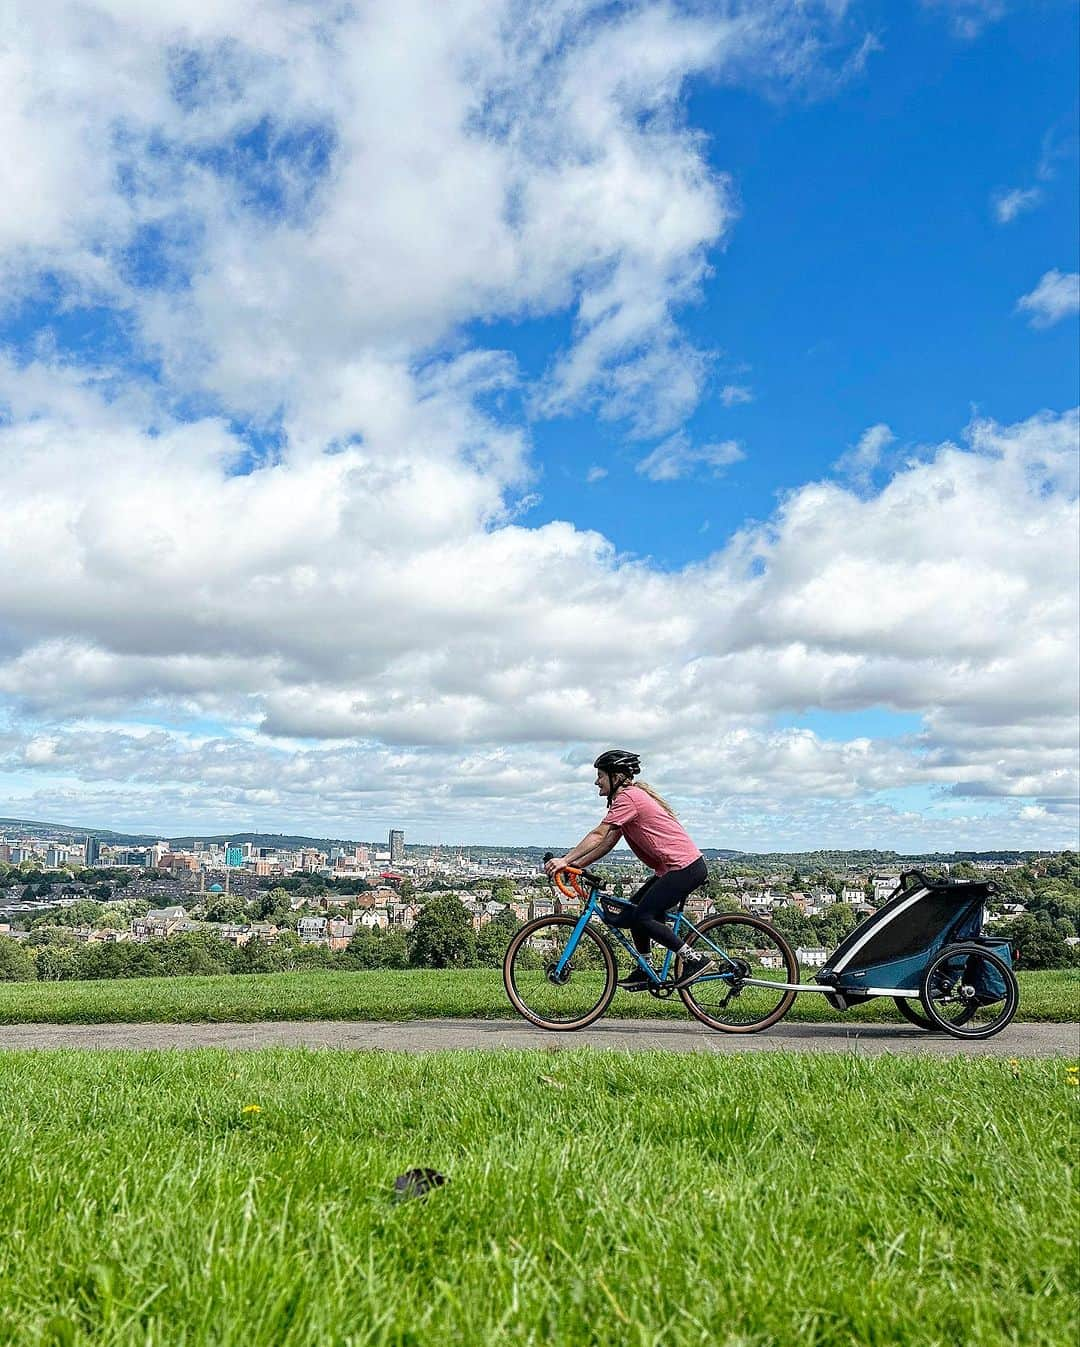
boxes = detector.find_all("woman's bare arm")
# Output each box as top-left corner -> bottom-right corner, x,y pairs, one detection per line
544,823 -> 621,875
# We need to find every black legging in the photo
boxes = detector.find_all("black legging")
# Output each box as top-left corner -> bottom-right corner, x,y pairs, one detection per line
626,857 -> 708,956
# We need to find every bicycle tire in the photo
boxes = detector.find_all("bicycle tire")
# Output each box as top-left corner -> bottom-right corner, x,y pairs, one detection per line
503,915 -> 617,1031
894,996 -> 938,1031
893,996 -> 976,1031
677,914 -> 799,1033
919,943 -> 1019,1040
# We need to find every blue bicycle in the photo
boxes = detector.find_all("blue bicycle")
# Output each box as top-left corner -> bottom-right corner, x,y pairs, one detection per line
502,860 -> 799,1032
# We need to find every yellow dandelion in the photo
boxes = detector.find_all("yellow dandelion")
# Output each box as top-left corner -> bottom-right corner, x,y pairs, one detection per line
241,1104 -> 263,1115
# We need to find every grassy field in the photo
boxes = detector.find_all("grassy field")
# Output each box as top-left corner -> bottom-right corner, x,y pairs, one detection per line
0,967 -> 1075,1025
0,1049 -> 1075,1346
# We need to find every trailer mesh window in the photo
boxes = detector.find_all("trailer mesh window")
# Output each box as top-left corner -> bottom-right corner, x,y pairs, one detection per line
839,892 -> 983,972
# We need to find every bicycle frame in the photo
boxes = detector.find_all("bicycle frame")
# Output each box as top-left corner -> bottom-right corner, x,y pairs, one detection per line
552,883 -> 739,988
549,869 -> 835,994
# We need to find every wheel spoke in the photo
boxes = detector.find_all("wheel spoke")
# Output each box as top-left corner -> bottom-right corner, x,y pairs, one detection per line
679,916 -> 799,1032
504,918 -> 615,1028
920,946 -> 1018,1039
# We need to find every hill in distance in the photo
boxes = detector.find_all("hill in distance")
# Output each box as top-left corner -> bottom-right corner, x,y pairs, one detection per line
0,817 -> 1060,867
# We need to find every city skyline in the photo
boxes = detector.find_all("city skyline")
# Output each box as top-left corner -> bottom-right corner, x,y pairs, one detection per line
1,2 -> 1077,853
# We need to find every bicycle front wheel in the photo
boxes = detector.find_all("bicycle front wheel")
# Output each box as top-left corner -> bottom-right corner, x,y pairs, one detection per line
678,914 -> 799,1033
503,916 -> 617,1030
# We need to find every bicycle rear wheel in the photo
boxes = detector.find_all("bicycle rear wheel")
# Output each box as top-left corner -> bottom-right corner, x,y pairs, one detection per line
919,943 -> 1019,1039
503,916 -> 617,1030
678,914 -> 799,1033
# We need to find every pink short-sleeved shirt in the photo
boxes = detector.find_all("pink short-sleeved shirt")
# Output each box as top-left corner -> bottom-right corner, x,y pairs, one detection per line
601,786 -> 702,876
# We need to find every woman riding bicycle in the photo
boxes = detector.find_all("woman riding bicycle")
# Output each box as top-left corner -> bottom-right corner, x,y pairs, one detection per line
544,750 -> 711,990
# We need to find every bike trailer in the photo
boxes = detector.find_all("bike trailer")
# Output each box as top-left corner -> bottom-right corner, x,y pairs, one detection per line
815,871 -> 1013,1010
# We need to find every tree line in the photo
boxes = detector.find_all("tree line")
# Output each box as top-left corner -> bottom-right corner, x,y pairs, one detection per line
0,895 -> 519,982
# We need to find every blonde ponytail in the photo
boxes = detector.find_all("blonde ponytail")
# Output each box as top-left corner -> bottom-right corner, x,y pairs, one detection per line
633,780 -> 679,819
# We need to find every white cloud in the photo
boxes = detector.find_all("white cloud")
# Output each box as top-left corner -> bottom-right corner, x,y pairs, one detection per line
635,432 -> 745,481
586,465 -> 608,483
0,1 -> 874,438
1016,270 -> 1080,328
992,186 -> 1043,224
921,0 -> 1007,40
720,383 -> 754,407
832,422 -> 894,486
2,387 -> 1076,846
0,3 -> 1075,848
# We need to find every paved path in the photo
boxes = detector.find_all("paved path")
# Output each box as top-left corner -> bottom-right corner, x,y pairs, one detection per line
0,1019 -> 1076,1056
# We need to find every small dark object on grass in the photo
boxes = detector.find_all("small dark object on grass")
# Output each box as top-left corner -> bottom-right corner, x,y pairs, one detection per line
393,1168 -> 447,1202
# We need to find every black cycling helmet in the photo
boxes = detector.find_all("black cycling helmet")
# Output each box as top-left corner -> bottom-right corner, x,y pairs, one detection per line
593,749 -> 641,778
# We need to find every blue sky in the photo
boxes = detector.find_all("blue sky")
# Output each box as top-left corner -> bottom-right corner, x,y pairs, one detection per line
515,2 -> 1079,565
0,0 -> 1077,850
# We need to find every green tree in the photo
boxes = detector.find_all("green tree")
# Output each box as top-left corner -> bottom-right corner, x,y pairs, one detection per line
998,915 -> 1078,970
475,908 -> 520,967
380,929 -> 409,969
409,894 -> 476,968
253,887 -> 292,925
34,945 -> 77,980
818,903 -> 857,947
204,897 -> 248,924
770,906 -> 817,946
0,936 -> 36,981
296,944 -> 334,969
341,927 -> 384,970
238,931 -> 301,974
26,923 -> 77,945
342,927 -> 410,970
56,898 -> 104,928
156,932 -> 232,977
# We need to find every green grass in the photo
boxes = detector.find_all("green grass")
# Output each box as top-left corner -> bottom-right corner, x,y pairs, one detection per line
0,1049 -> 1075,1346
0,967 -> 1075,1025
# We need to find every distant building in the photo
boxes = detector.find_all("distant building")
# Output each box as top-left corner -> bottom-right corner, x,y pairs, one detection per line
131,906 -> 191,941
160,852 -> 198,873
225,844 -> 244,868
389,830 -> 405,865
297,916 -> 328,944
84,836 -> 101,866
